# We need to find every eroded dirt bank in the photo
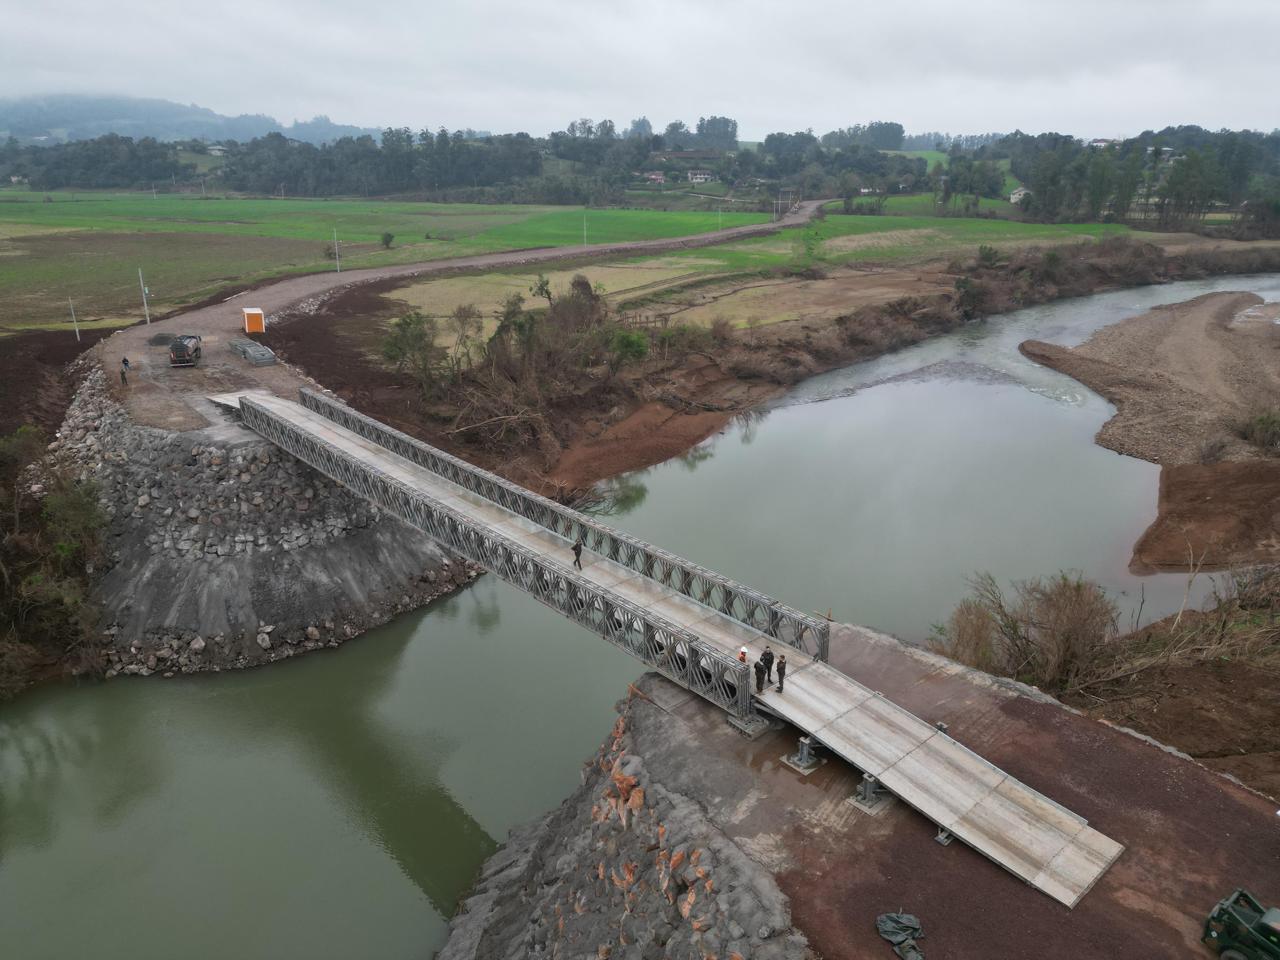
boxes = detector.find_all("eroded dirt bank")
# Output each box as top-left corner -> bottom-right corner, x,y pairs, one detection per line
1021,290 -> 1280,571
268,238 -> 1280,497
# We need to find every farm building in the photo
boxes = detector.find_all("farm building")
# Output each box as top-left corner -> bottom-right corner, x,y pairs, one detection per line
644,171 -> 666,184
1010,186 -> 1032,204
687,170 -> 714,183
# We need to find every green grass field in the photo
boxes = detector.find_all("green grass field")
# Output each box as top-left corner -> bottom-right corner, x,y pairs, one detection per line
662,214 -> 1130,275
0,186 -> 1131,338
0,190 -> 769,329
881,194 -> 1019,217
997,158 -> 1022,196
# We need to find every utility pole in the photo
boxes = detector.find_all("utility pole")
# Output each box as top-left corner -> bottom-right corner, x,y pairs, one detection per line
333,227 -> 341,273
718,205 -> 722,231
583,210 -> 587,245
138,268 -> 151,324
68,298 -> 80,342
200,178 -> 206,198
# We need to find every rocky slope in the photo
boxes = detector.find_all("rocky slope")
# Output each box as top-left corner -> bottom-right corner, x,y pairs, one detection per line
439,680 -> 812,960
48,360 -> 479,677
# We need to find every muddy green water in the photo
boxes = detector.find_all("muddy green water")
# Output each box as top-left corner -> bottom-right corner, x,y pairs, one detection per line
3,276 -> 1278,959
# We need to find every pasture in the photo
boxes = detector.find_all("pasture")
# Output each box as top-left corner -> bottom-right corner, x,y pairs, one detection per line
884,149 -> 948,169
0,190 -> 769,331
362,214 -> 1134,352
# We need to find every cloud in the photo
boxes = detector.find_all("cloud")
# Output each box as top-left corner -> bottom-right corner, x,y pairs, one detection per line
4,0 -> 1277,138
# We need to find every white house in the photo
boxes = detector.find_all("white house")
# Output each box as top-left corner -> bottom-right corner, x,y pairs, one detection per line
1010,187 -> 1031,204
687,170 -> 714,183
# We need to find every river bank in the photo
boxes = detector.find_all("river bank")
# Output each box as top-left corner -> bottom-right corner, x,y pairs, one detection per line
1021,290 -> 1280,571
268,236 -> 1280,497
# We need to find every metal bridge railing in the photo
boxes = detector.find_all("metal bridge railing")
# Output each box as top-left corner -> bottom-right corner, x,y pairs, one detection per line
298,388 -> 830,661
241,397 -> 755,720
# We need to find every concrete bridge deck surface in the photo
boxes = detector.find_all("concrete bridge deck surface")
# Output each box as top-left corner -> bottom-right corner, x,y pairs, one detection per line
212,390 -> 1123,908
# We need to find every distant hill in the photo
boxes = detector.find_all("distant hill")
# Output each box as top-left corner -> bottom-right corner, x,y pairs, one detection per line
0,95 -> 381,146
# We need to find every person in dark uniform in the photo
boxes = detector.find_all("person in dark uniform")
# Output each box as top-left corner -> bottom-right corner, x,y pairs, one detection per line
775,655 -> 787,693
753,658 -> 766,694
761,645 -> 775,683
120,357 -> 131,386
571,537 -> 584,570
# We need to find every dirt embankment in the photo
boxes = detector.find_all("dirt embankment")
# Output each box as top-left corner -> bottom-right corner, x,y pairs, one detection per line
1021,291 -> 1280,572
268,237 -> 1280,496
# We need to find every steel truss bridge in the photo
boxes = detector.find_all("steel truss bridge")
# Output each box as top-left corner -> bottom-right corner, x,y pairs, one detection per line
211,388 -> 1122,908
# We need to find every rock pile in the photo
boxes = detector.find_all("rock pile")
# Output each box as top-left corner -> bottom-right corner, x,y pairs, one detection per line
50,364 -> 378,563
49,358 -> 481,677
440,692 -> 811,960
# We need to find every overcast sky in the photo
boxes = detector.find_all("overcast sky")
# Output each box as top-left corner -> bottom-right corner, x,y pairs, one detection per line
6,0 -> 1277,139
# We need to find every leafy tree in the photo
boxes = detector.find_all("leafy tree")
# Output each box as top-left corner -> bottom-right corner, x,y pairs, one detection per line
0,425 -> 45,536
625,117 -> 653,140
42,480 -> 104,573
382,312 -> 447,398
445,303 -> 484,379
608,329 -> 648,375
663,121 -> 692,149
695,116 -> 739,151
380,232 -> 394,249
530,274 -> 553,307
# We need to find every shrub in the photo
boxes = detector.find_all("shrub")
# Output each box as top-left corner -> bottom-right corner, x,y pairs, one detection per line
1241,410 -> 1280,452
608,329 -> 648,374
709,316 -> 733,344
930,572 -> 1119,691
656,323 -> 712,357
1198,436 -> 1228,464
380,232 -> 395,249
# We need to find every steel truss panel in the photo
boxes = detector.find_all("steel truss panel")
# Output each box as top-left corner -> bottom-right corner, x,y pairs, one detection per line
298,388 -> 830,660
239,397 -> 753,719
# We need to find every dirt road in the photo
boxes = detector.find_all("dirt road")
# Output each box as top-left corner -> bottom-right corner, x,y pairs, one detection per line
85,200 -> 827,432
1022,291 -> 1280,571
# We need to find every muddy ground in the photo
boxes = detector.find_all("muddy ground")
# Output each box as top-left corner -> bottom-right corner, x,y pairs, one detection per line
620,625 -> 1280,960
1071,657 -> 1280,799
1021,291 -> 1280,572
0,326 -> 118,436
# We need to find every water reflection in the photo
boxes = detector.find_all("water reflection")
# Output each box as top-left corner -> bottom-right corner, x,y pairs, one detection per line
597,274 -> 1280,640
0,619 -> 496,921
581,473 -> 650,516
209,623 -> 497,916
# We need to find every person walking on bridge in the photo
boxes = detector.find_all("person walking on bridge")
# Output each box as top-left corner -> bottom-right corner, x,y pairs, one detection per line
775,655 -> 787,694
753,658 -> 766,694
761,645 -> 775,683
572,536 -> 584,571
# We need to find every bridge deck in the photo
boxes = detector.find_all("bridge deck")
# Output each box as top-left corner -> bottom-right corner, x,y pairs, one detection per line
214,390 -> 1122,908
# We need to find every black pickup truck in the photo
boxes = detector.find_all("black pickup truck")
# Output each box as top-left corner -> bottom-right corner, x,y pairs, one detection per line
168,335 -> 203,367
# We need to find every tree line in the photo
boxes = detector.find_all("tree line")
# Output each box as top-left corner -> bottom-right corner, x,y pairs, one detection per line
4,119 -> 1279,235
991,126 -> 1280,230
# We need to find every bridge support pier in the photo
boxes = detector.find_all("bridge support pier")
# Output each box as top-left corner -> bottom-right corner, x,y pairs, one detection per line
849,772 -> 892,815
727,711 -> 775,740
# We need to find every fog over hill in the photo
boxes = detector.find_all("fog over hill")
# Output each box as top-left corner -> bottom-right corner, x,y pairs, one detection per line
0,95 -> 381,145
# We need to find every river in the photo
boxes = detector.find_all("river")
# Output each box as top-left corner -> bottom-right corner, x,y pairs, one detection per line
3,275 -> 1277,959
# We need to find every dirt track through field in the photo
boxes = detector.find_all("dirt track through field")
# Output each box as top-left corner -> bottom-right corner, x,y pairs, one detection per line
84,201 -> 826,431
